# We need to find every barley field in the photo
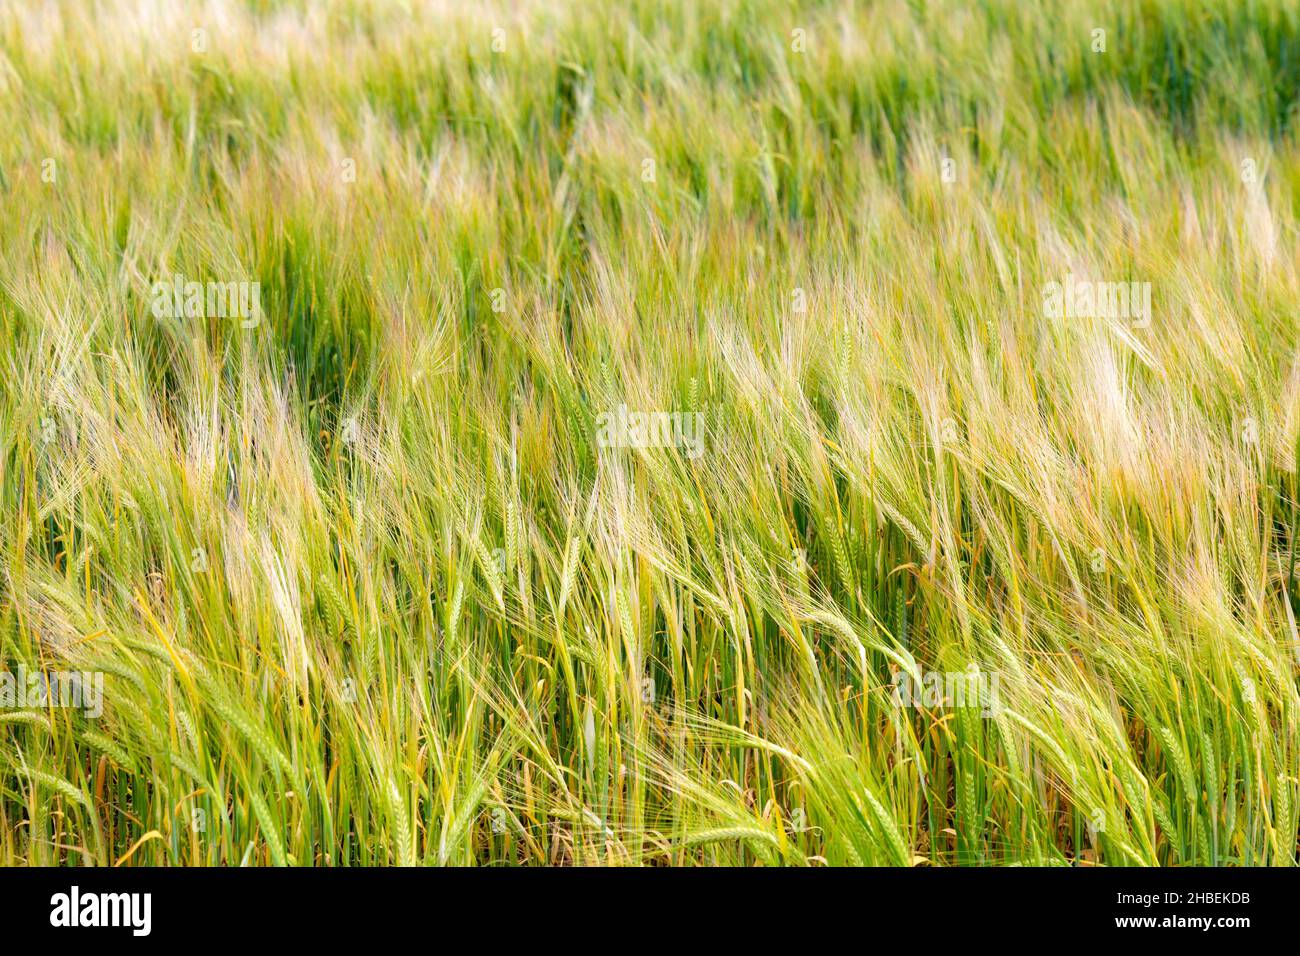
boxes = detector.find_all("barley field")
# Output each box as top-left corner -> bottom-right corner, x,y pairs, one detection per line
1,0 -> 1298,867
